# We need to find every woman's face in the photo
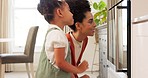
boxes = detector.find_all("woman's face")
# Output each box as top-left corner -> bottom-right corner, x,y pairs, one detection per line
79,11 -> 96,36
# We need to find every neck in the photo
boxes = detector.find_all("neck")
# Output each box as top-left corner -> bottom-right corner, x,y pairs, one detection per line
72,32 -> 87,42
50,21 -> 64,30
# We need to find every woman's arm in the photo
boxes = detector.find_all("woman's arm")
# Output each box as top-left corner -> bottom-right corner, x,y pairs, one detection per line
54,47 -> 88,74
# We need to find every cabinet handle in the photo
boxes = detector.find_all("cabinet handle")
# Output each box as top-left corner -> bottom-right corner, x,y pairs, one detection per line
103,52 -> 105,54
106,65 -> 109,67
104,65 -> 106,68
101,59 -> 103,61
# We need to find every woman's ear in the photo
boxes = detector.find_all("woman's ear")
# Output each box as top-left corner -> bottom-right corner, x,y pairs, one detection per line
56,8 -> 63,17
75,22 -> 81,30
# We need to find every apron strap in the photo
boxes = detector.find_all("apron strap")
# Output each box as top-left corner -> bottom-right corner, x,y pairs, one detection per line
66,33 -> 88,78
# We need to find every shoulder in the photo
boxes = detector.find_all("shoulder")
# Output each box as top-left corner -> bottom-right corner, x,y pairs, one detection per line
65,32 -> 71,38
66,32 -> 73,42
47,28 -> 63,36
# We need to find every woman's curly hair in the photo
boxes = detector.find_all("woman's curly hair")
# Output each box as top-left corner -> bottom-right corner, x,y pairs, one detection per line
66,0 -> 91,31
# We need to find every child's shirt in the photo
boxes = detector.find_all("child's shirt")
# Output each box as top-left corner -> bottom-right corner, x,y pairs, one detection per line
45,24 -> 69,65
35,25 -> 71,78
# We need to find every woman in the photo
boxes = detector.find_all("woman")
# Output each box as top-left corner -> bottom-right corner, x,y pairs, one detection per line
66,0 -> 96,78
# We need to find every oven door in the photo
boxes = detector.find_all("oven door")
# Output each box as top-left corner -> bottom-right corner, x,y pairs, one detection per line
107,0 -> 128,72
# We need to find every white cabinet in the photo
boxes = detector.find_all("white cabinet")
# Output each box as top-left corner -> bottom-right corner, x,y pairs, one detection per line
97,24 -> 127,78
97,24 -> 108,78
132,15 -> 148,78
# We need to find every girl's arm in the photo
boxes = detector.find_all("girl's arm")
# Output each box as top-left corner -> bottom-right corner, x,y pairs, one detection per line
54,48 -> 88,74
71,73 -> 75,78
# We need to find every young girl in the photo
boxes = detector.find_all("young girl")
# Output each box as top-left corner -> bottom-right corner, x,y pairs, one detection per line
66,0 -> 96,78
35,0 -> 88,78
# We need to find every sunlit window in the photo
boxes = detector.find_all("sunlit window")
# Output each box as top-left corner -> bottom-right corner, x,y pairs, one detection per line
12,0 -> 49,51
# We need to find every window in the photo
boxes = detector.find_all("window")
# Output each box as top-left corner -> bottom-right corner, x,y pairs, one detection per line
11,0 -> 71,52
12,0 -> 49,52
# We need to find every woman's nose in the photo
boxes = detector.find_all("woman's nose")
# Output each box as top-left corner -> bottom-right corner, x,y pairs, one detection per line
94,21 -> 97,27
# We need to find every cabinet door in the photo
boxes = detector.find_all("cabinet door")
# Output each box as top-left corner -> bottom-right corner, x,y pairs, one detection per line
132,21 -> 148,78
98,28 -> 108,78
99,35 -> 104,78
107,0 -> 128,72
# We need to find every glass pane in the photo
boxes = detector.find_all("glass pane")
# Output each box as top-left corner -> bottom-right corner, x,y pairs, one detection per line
14,9 -> 49,46
107,0 -> 116,65
107,0 -> 127,72
117,0 -> 127,71
14,0 -> 39,8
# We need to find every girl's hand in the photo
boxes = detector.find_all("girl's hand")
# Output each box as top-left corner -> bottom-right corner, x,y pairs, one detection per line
71,73 -> 75,78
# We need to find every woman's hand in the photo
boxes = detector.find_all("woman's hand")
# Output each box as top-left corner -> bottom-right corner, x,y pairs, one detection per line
77,60 -> 89,73
80,74 -> 90,78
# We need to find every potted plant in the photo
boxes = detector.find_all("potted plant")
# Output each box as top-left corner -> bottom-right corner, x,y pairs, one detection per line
92,0 -> 107,26
90,0 -> 107,43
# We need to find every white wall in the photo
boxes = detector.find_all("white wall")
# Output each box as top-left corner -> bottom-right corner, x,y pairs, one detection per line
131,0 -> 148,78
132,0 -> 148,19
132,19 -> 148,78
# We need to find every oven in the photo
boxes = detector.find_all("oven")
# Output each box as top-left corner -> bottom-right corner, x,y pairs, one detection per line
107,0 -> 131,77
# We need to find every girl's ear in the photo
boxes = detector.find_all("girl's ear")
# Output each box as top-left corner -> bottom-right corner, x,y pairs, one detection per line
56,8 -> 63,17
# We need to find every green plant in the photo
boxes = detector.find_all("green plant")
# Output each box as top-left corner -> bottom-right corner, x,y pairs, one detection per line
93,0 -> 107,25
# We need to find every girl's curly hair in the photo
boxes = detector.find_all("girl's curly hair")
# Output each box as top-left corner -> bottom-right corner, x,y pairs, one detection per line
37,0 -> 65,23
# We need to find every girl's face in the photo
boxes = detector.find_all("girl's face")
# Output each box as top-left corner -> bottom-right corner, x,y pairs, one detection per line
79,11 -> 96,36
61,2 -> 74,26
